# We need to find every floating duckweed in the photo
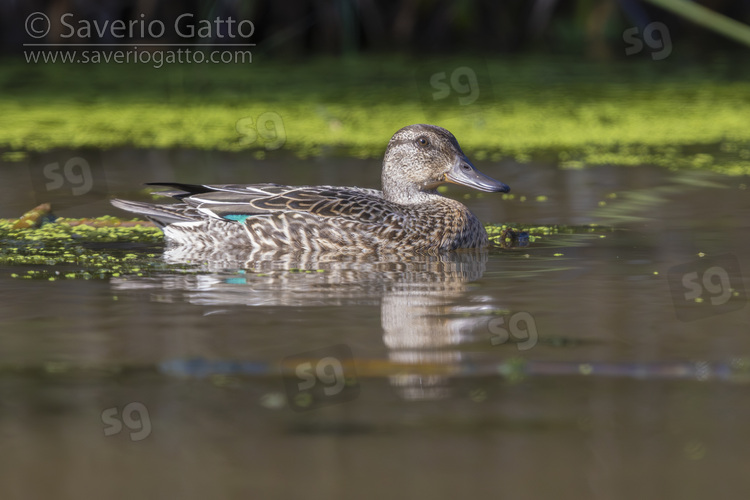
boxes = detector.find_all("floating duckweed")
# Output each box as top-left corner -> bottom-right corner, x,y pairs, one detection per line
561,161 -> 585,169
486,223 -> 614,249
0,58 -> 748,176
1,151 -> 28,162
515,153 -> 531,163
535,195 -> 548,202
0,215 -> 167,280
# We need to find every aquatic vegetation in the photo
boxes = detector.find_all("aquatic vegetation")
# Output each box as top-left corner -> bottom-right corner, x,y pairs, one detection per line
486,223 -> 612,247
1,57 -> 749,174
0,214 -> 163,280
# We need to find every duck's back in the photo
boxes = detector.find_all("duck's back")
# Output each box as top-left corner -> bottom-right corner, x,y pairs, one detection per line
112,183 -> 489,253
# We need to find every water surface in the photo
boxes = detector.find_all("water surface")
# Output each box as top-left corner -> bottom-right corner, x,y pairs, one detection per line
1,149 -> 749,499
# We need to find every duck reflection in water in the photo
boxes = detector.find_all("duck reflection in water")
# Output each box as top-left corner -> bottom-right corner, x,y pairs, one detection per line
111,246 -> 514,401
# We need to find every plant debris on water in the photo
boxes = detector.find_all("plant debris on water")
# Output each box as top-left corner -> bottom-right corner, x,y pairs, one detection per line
0,207 -> 167,280
0,202 -> 611,281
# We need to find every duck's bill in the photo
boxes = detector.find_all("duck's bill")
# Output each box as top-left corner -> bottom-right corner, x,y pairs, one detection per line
445,159 -> 510,193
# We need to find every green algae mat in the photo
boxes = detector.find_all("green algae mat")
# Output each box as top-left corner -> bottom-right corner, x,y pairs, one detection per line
1,56 -> 750,175
0,207 -> 164,280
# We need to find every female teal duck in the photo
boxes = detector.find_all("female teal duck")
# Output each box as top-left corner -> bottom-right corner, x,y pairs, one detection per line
111,124 -> 510,253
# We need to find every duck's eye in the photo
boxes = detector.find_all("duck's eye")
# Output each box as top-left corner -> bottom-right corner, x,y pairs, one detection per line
416,136 -> 430,148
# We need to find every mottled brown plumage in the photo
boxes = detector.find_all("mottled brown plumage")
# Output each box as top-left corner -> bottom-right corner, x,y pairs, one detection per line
111,124 -> 510,253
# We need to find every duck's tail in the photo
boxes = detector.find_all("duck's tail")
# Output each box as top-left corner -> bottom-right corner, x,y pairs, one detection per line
110,199 -> 195,228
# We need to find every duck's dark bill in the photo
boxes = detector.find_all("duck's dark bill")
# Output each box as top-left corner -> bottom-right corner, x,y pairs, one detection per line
446,159 -> 510,193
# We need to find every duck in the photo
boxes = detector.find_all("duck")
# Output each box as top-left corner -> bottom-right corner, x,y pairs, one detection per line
110,124 -> 510,253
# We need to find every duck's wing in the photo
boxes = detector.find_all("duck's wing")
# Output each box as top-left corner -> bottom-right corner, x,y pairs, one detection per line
110,198 -> 199,226
145,182 -> 287,200
147,183 -> 391,224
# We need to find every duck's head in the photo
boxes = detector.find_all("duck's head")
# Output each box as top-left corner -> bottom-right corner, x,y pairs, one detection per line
382,124 -> 510,204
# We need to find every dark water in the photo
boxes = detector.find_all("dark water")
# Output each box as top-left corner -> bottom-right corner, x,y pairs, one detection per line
1,149 -> 750,499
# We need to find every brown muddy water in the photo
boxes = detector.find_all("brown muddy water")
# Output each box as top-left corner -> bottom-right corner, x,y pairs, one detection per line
1,148 -> 749,499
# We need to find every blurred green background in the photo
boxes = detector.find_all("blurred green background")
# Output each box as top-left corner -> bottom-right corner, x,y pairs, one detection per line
2,0 -> 750,174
